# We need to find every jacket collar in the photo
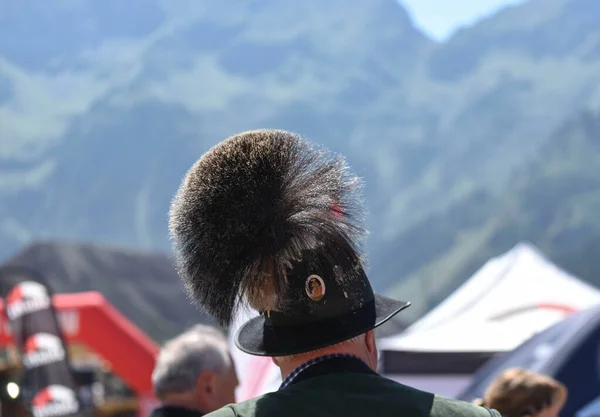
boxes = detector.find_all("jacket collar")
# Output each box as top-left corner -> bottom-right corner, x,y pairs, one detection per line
279,354 -> 376,390
149,405 -> 205,417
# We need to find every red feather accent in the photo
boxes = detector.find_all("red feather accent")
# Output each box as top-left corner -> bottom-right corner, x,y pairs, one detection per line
330,202 -> 343,218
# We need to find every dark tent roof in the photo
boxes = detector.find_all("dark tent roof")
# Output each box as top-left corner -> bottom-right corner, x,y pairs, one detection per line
457,304 -> 600,417
2,240 -> 215,341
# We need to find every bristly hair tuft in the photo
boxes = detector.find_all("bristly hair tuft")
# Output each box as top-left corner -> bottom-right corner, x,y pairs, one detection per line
168,129 -> 366,326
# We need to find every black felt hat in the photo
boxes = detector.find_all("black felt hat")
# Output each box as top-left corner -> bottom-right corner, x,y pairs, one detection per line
168,129 -> 410,356
235,245 -> 410,356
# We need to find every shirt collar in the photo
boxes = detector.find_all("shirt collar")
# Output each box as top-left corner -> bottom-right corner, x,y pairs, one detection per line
279,353 -> 367,390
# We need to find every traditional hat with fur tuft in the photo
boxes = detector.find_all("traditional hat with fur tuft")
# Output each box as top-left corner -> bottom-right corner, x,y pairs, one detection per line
169,129 -> 410,356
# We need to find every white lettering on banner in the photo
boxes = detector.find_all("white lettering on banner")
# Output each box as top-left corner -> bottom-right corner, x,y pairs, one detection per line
6,281 -> 52,320
23,333 -> 67,369
8,298 -> 51,320
0,310 -> 80,337
24,349 -> 66,368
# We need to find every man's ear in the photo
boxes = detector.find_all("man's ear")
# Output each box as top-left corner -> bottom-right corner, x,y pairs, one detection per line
196,371 -> 217,395
365,330 -> 376,354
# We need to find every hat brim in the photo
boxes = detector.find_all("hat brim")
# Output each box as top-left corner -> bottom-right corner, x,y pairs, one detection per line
235,294 -> 410,357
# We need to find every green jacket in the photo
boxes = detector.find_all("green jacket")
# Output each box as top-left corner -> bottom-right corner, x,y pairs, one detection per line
206,371 -> 500,417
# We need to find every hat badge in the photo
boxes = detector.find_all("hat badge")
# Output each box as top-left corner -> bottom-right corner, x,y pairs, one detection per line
305,275 -> 326,302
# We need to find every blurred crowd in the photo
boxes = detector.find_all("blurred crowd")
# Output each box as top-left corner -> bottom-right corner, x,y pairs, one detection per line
149,324 -> 567,417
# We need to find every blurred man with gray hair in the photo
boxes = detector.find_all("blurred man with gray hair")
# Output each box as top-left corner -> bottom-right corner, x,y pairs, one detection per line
150,324 -> 238,417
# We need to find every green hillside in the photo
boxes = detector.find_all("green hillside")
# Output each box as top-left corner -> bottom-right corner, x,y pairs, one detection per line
2,0 -> 600,332
386,110 -> 600,320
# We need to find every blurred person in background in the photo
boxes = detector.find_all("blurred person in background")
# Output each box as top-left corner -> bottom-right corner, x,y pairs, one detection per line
473,368 -> 567,417
150,325 -> 238,417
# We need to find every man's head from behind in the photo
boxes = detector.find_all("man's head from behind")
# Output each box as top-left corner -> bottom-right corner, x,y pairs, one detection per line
152,325 -> 238,413
169,130 -> 409,374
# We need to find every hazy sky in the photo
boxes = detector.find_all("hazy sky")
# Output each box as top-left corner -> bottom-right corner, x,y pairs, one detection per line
401,0 -> 527,41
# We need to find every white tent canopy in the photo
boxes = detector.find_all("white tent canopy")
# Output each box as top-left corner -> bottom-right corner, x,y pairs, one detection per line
379,242 -> 600,398
380,242 -> 600,353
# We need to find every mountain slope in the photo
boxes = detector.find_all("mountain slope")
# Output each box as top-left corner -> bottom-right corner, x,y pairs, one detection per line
3,241 -> 214,341
0,0 -> 429,264
385,109 -> 600,321
2,0 -> 600,306
377,0 -> 600,244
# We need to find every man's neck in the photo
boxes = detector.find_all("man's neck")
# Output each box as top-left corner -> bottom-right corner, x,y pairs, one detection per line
277,350 -> 372,381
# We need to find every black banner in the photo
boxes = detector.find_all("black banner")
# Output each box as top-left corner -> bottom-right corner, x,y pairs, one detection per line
0,266 -> 82,417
